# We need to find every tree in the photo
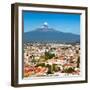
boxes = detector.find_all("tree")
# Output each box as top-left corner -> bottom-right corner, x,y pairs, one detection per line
52,64 -> 60,72
77,56 -> 80,68
46,64 -> 53,74
45,51 -> 55,60
64,67 -> 74,73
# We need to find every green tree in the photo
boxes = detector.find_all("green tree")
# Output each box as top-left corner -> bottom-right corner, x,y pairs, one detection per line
77,56 -> 80,68
46,64 -> 53,74
45,51 -> 55,60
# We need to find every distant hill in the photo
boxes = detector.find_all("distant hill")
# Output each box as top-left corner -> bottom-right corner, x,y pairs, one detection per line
24,22 -> 80,43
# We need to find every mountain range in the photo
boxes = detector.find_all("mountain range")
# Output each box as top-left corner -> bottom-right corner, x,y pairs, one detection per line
24,22 -> 80,43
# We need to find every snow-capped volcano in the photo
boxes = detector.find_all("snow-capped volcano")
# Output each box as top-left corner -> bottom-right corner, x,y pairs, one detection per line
24,22 -> 80,43
37,22 -> 56,32
41,22 -> 48,28
40,22 -> 49,30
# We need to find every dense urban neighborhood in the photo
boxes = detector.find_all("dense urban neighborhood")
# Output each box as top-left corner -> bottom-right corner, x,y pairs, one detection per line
24,42 -> 80,78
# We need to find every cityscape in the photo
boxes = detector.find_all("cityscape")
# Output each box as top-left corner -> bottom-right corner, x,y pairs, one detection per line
24,42 -> 80,78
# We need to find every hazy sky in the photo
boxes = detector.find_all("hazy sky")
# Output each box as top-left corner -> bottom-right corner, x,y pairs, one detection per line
23,11 -> 80,35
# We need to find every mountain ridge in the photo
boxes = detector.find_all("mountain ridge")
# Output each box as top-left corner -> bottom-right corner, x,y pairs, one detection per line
24,22 -> 80,43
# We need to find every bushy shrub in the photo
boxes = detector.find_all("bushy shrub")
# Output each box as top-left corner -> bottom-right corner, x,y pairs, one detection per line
64,67 -> 75,73
36,63 -> 45,67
